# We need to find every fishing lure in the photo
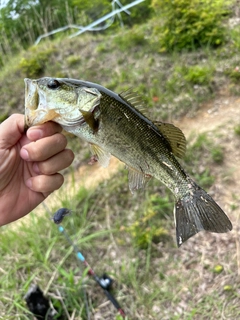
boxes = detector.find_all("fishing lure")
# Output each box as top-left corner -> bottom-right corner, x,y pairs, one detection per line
51,208 -> 72,224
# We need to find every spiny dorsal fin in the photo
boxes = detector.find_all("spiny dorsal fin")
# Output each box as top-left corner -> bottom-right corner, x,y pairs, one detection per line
127,166 -> 152,194
154,121 -> 186,159
119,89 -> 147,114
89,143 -> 111,168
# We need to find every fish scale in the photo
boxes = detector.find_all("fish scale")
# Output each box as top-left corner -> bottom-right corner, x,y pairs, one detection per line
98,91 -> 188,196
24,77 -> 232,247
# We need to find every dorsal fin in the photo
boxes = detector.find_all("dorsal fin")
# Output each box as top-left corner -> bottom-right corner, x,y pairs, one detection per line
119,89 -> 147,114
154,121 -> 186,159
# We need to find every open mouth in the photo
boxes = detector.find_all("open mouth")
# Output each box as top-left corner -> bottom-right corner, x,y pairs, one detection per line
24,78 -> 60,128
24,78 -> 99,129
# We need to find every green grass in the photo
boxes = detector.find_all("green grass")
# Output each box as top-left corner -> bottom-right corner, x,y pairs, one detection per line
1,153 -> 239,319
1,12 -> 240,320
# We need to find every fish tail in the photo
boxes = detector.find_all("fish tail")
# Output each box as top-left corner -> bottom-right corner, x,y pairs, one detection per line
174,180 -> 232,247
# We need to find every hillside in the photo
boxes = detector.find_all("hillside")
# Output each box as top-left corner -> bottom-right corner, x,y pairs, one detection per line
1,15 -> 240,319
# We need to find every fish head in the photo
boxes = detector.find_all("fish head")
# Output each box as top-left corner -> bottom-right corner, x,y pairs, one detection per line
24,77 -> 101,129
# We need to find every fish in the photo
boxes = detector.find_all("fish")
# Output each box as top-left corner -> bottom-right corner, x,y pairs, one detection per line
24,77 -> 232,247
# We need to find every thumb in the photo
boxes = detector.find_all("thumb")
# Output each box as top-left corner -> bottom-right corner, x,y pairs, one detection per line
0,114 -> 25,149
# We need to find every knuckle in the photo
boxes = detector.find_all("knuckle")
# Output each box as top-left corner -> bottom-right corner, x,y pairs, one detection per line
66,149 -> 75,164
55,133 -> 67,149
29,142 -> 42,159
33,174 -> 64,193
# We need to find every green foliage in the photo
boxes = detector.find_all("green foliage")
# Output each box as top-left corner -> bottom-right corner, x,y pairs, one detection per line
167,64 -> 214,90
184,133 -> 225,188
19,57 -> 44,78
0,113 -> 8,123
124,195 -> 172,249
234,124 -> 240,135
70,0 -> 111,25
183,65 -> 214,85
194,169 -> 215,189
113,28 -> 147,51
18,46 -> 56,77
230,26 -> 240,49
211,145 -> 224,164
185,133 -> 224,166
118,0 -> 153,26
225,66 -> 240,82
151,0 -> 232,52
66,55 -> 82,67
0,0 -> 153,59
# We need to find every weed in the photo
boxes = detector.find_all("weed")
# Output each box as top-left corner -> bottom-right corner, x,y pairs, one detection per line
18,46 -> 57,77
113,28 -> 147,51
0,112 -> 8,123
227,67 -> 240,82
211,145 -> 224,164
195,169 -> 215,189
66,55 -> 81,67
229,26 -> 240,51
18,57 -> 44,78
183,133 -> 224,187
184,65 -> 214,85
234,124 -> 240,135
151,0 -> 233,52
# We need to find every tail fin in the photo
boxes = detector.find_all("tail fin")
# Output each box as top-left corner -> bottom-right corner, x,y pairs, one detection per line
175,181 -> 232,247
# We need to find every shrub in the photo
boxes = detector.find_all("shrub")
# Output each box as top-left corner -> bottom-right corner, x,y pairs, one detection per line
183,65 -> 214,85
113,28 -> 147,51
19,57 -> 44,78
151,0 -> 233,52
18,46 -> 57,77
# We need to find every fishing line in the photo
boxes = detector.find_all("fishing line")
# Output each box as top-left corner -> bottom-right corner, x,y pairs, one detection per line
52,207 -> 126,318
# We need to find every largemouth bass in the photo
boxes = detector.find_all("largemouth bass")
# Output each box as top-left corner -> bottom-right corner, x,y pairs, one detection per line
24,77 -> 232,246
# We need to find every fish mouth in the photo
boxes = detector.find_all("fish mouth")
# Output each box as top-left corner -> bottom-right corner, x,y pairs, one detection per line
24,77 -> 99,130
24,78 -> 61,129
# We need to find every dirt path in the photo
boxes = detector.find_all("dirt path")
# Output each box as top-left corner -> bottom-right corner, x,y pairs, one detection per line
175,94 -> 240,217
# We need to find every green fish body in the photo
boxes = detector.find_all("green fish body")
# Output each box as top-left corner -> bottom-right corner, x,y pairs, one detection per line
24,77 -> 232,246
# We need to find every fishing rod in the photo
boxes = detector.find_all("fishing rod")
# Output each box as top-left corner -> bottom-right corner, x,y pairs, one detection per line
52,207 -> 126,318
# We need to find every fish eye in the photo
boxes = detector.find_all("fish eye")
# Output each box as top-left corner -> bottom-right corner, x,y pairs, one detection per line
47,79 -> 60,90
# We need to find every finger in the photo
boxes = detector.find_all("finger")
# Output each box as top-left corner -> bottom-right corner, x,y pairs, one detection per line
20,133 -> 67,161
26,173 -> 64,194
0,114 -> 24,148
33,149 -> 75,175
27,121 -> 63,141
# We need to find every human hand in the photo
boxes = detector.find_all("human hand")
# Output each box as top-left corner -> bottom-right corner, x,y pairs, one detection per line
0,114 -> 74,226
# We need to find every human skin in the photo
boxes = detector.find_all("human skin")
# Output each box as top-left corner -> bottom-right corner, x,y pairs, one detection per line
0,114 -> 74,226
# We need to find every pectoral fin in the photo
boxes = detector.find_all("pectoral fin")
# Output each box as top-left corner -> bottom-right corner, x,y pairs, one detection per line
80,109 -> 99,132
89,143 -> 111,168
154,121 -> 186,159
